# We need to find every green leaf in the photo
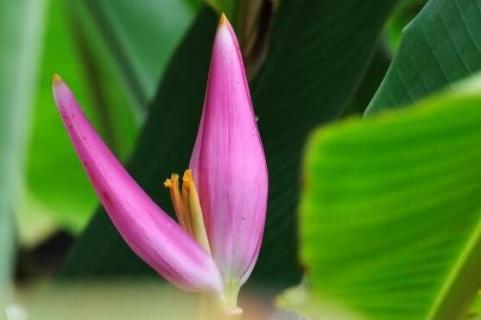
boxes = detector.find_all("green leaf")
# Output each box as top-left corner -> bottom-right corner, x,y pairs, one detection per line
366,0 -> 481,114
0,0 -> 47,306
80,0 -> 200,107
301,80 -> 481,320
61,0 -> 398,291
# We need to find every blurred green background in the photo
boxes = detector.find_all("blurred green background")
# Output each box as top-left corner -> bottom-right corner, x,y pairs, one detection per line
4,0 -> 481,319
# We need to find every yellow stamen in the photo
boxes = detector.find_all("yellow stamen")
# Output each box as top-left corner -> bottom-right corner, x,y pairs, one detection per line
164,170 -> 211,255
164,174 -> 193,235
182,170 -> 211,255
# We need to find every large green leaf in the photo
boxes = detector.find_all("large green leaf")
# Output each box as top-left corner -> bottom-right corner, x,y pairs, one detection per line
61,0 -> 398,291
366,0 -> 481,114
80,0 -> 200,107
0,0 -> 47,307
301,81 -> 481,320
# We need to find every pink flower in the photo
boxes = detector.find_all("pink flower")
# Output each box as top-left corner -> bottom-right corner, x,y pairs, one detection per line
52,14 -> 268,311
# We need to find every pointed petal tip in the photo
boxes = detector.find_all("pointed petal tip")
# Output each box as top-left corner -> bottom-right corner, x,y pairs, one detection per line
217,13 -> 234,36
219,13 -> 229,27
214,13 -> 240,54
52,73 -> 63,86
52,73 -> 71,114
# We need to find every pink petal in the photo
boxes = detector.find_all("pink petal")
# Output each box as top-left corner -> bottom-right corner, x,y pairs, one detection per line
189,16 -> 268,285
53,75 -> 222,294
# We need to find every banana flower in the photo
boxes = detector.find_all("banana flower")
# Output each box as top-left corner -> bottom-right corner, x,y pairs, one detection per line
52,15 -> 268,314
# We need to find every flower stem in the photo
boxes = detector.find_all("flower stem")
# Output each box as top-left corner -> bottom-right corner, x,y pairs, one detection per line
200,280 -> 243,320
221,280 -> 243,319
